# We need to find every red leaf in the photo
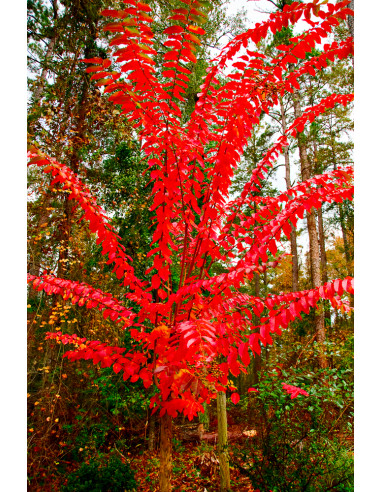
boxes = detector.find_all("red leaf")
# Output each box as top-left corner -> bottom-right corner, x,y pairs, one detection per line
231,393 -> 240,404
164,25 -> 184,35
282,383 -> 309,398
268,239 -> 277,256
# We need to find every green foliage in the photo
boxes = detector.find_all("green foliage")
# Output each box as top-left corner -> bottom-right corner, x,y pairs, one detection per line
233,368 -> 354,491
62,455 -> 136,492
89,141 -> 153,278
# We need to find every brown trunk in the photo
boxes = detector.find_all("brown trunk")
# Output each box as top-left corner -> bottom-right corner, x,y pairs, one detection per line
317,206 -> 332,362
317,209 -> 328,285
55,36 -> 95,280
33,34 -> 57,102
338,203 -> 352,275
159,412 -> 173,492
217,391 -> 230,492
280,96 -> 299,292
347,0 -> 354,39
199,401 -> 210,431
148,413 -> 156,452
32,0 -> 58,103
29,0 -> 58,139
293,92 -> 327,369
331,146 -> 353,276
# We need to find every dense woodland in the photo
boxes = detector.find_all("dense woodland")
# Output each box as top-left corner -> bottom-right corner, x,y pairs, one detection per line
27,0 -> 354,490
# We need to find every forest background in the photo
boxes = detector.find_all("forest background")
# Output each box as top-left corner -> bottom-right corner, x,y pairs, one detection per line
0,0 -> 379,490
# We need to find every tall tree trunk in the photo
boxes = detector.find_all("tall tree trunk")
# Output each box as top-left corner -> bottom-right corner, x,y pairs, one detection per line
28,0 -> 58,139
317,206 -> 333,365
280,96 -> 299,292
217,391 -> 230,492
312,141 -> 329,287
148,413 -> 156,452
293,92 -> 327,369
331,144 -> 353,276
56,33 -> 96,280
33,34 -> 57,102
32,0 -> 59,103
317,208 -> 328,283
337,202 -> 352,276
159,412 -> 173,492
347,0 -> 354,39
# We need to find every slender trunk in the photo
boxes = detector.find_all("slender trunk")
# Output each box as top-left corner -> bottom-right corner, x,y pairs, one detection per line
338,204 -> 352,275
317,207 -> 332,363
56,35 -> 95,280
200,401 -> 210,432
33,34 -> 57,102
347,0 -> 354,39
280,96 -> 299,292
32,0 -> 58,102
317,209 -> 328,285
29,0 -> 58,138
159,412 -> 173,492
293,92 -> 327,369
148,413 -> 156,452
217,391 -> 230,492
312,141 -> 328,286
252,272 -> 261,384
331,147 -> 353,276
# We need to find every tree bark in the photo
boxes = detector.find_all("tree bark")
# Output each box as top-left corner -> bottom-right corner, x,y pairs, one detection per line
148,413 -> 156,452
317,206 -> 332,360
293,92 -> 327,369
217,391 -> 230,492
56,30 -> 97,280
32,0 -> 59,103
347,0 -> 354,39
159,412 -> 173,492
331,144 -> 353,277
199,401 -> 210,431
280,96 -> 299,292
317,209 -> 328,285
33,34 -> 57,102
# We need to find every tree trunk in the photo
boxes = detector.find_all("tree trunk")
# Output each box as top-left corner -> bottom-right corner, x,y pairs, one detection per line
347,0 -> 354,39
159,412 -> 173,492
293,92 -> 327,369
217,391 -> 230,492
317,207 -> 332,364
33,34 -> 57,102
32,0 -> 58,103
56,35 -> 96,280
317,209 -> 328,285
199,401 -> 210,431
280,96 -> 299,292
331,146 -> 353,276
148,413 -> 156,452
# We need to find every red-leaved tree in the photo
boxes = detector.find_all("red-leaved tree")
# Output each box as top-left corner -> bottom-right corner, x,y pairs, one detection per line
28,1 -> 354,490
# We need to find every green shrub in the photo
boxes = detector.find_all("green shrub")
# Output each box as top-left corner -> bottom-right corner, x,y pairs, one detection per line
233,367 -> 354,491
62,455 -> 136,492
